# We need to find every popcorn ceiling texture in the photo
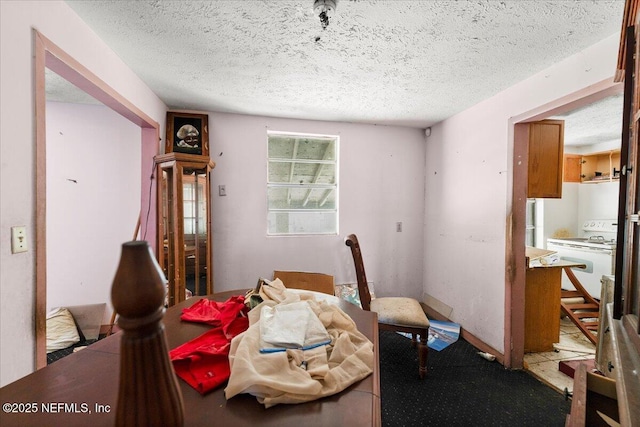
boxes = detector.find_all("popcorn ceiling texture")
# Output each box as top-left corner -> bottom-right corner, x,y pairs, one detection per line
65,0 -> 624,128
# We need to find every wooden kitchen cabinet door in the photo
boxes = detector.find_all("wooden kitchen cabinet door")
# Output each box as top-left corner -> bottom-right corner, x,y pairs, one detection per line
528,120 -> 564,198
563,154 -> 582,182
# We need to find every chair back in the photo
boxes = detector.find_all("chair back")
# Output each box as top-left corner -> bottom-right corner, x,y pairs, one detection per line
345,234 -> 372,311
273,270 -> 335,295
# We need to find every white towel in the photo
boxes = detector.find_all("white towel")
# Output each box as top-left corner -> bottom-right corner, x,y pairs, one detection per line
260,301 -> 331,352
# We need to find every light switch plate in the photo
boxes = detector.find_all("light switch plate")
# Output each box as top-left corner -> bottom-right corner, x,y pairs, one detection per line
11,226 -> 27,253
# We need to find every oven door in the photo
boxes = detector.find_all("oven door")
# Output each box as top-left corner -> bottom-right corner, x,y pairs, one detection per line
546,242 -> 614,298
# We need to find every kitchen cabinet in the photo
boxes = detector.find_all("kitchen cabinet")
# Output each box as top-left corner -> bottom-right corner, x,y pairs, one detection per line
563,150 -> 621,183
525,265 -> 562,352
155,152 -> 215,306
524,247 -> 585,352
528,120 -> 564,198
580,149 -> 621,183
563,154 -> 582,183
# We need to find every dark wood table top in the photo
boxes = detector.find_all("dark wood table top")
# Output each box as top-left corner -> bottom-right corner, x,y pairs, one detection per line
0,290 -> 380,427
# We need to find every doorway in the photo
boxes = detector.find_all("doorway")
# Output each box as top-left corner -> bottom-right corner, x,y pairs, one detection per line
506,78 -> 623,370
34,31 -> 160,368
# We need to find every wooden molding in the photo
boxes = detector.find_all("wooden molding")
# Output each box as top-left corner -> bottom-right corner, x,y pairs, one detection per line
615,0 -> 640,82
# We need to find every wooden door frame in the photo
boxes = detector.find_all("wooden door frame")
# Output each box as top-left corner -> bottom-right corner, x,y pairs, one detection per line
505,78 -> 623,368
34,30 -> 160,368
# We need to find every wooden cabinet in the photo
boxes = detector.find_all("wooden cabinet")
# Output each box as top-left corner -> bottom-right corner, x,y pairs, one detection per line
524,248 -> 585,352
563,150 -> 621,183
563,154 -> 582,182
580,150 -> 621,183
528,120 -> 564,198
155,152 -> 215,306
524,266 -> 562,352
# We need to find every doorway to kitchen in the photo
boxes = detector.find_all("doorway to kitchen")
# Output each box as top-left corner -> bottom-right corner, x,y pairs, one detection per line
524,92 -> 623,391
506,78 -> 623,376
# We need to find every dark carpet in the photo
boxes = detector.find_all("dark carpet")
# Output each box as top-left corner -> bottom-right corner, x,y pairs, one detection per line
379,331 -> 571,426
46,339 -> 98,365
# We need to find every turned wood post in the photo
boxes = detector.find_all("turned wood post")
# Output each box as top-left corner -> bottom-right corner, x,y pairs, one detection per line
111,241 -> 184,427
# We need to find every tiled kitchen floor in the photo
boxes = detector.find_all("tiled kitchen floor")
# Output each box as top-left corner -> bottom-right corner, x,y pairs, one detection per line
523,317 -> 596,394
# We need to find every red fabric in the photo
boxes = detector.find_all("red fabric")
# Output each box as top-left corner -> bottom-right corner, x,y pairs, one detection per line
180,295 -> 248,338
170,327 -> 234,394
170,296 -> 249,394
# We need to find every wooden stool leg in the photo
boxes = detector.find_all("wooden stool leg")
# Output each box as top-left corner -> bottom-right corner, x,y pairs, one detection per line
418,332 -> 428,379
107,310 -> 117,336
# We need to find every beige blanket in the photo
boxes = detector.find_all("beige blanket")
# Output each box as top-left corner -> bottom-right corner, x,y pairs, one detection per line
224,291 -> 373,408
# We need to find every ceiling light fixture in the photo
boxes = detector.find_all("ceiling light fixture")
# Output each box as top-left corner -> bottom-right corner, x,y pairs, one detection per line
314,0 -> 337,30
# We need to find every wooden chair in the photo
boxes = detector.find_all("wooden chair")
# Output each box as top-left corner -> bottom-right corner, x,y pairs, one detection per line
560,267 -> 600,345
345,234 -> 430,378
273,270 -> 335,295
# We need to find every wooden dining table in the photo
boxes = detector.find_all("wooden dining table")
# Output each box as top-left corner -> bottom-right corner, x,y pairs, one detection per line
0,290 -> 381,427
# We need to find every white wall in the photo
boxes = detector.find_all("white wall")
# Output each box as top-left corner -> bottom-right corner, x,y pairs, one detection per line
46,102 -> 141,324
209,113 -> 426,300
424,33 -> 620,353
542,183 -> 581,245
543,141 -> 620,241
578,182 -> 619,225
541,181 -> 619,246
0,1 -> 166,386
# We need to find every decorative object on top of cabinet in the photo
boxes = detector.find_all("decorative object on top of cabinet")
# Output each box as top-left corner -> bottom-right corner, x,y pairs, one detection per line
165,112 -> 209,158
527,119 -> 564,198
155,152 -> 215,306
580,149 -> 621,183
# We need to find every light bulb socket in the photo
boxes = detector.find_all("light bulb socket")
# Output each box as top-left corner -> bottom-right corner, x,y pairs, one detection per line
313,0 -> 337,30
313,0 -> 337,17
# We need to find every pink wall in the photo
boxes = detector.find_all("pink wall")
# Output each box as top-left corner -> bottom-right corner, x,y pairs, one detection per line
46,101 -> 141,324
423,34 -> 620,356
208,113 -> 427,299
0,1 -> 166,386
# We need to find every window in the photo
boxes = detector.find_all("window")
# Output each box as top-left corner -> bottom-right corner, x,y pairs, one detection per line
267,131 -> 338,235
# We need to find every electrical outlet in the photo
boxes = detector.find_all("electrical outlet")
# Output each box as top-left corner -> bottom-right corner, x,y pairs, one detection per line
219,185 -> 227,196
396,222 -> 402,232
11,226 -> 27,253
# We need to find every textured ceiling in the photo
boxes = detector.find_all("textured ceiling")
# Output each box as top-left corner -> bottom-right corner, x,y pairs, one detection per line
554,92 -> 623,147
57,0 -> 625,139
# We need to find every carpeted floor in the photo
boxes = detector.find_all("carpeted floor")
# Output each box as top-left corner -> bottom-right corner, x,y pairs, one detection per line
379,331 -> 571,426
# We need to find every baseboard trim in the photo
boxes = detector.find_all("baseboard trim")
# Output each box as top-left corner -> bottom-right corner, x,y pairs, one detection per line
421,303 -> 505,366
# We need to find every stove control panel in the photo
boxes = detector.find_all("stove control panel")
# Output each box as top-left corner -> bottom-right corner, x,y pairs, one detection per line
582,220 -> 618,233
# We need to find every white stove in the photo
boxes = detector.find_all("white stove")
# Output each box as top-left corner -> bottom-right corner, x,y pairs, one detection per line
547,219 -> 617,298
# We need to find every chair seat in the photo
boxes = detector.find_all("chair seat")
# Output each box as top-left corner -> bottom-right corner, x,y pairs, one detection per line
345,234 -> 429,378
371,297 -> 430,329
